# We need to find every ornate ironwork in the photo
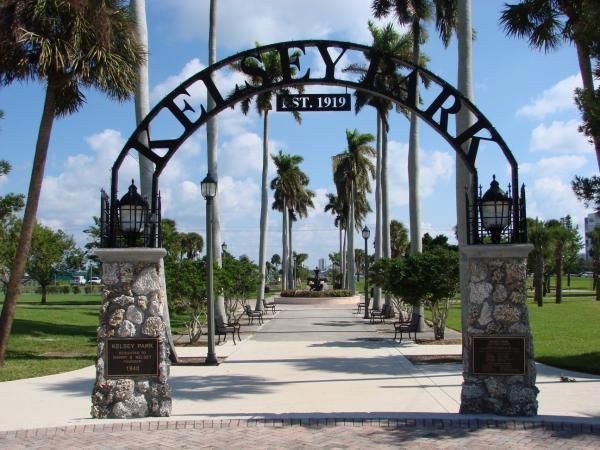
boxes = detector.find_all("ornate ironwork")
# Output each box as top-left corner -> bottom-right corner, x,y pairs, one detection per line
100,188 -> 161,248
101,39 -> 525,248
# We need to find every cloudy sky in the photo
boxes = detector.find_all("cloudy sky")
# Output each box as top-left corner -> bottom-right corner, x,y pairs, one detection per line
0,0 -> 596,267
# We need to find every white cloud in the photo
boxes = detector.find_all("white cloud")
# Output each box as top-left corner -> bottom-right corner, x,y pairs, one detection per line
387,140 -> 454,208
529,119 -> 593,153
516,74 -> 580,119
526,176 -> 588,226
155,0 -> 390,50
520,155 -> 587,176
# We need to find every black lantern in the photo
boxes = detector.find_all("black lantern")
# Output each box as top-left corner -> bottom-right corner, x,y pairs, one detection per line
118,180 -> 149,245
201,174 -> 218,200
361,225 -> 371,241
221,241 -> 227,255
479,175 -> 512,244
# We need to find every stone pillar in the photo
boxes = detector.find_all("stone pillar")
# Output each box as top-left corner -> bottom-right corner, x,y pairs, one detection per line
91,248 -> 172,419
459,244 -> 538,416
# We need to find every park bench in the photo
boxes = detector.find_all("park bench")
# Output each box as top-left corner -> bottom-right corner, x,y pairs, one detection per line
370,303 -> 391,324
215,319 -> 241,345
244,304 -> 264,325
393,313 -> 420,342
262,299 -> 276,314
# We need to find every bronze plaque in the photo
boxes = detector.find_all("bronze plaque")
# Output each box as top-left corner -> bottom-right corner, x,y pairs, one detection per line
472,336 -> 526,375
106,338 -> 159,377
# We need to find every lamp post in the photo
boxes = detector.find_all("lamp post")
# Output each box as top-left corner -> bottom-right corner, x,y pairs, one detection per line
201,174 -> 218,365
118,180 -> 149,247
221,241 -> 227,257
479,175 -> 512,244
362,225 -> 370,319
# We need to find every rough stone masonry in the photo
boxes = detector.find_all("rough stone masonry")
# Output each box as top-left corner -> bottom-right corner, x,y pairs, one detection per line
91,249 -> 171,419
459,244 -> 538,416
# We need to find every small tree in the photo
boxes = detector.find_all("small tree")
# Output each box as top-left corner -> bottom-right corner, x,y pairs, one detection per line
370,248 -> 459,339
216,255 -> 261,322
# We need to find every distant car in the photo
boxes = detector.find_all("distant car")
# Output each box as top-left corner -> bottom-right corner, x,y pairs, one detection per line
87,277 -> 102,285
580,272 -> 594,278
70,276 -> 86,286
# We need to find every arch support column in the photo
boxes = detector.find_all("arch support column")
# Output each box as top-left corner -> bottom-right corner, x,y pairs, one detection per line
459,244 -> 538,416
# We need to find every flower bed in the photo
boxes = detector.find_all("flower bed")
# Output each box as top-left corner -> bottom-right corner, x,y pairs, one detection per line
280,289 -> 352,298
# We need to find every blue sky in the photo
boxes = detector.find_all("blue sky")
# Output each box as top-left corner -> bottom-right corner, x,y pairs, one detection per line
0,0 -> 596,268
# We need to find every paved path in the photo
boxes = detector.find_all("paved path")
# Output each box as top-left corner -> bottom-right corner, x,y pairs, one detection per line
1,304 -> 599,448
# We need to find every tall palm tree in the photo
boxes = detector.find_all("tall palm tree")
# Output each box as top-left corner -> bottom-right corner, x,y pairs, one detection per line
372,0 -> 456,257
345,21 -> 416,305
373,0 -> 456,326
271,151 -> 314,292
232,44 -> 303,309
0,0 -> 144,366
501,0 -> 600,170
180,232 -> 203,260
333,129 -> 376,295
130,0 -> 153,198
324,193 -> 347,287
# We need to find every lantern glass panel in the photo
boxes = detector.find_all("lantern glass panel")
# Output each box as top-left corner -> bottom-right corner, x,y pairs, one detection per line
481,200 -> 511,229
120,204 -> 146,233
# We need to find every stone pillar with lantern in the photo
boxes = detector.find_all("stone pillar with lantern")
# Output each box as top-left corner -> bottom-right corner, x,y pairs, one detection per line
91,181 -> 172,419
460,175 -> 537,416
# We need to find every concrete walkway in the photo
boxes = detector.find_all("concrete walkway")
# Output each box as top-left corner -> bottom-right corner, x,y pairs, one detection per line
0,303 -> 599,448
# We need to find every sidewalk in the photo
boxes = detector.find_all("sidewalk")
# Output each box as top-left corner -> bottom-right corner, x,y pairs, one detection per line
0,303 -> 599,448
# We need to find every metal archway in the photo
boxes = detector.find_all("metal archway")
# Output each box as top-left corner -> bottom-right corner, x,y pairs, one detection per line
103,40 -> 524,247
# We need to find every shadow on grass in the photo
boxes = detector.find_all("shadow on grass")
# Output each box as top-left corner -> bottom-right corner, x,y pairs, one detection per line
10,318 -> 97,338
537,352 -> 600,376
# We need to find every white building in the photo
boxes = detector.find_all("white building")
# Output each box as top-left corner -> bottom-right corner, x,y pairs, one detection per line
584,212 -> 600,259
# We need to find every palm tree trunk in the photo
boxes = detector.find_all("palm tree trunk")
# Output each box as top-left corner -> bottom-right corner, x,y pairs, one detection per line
574,42 -> 600,169
409,19 -> 425,330
373,112 -> 383,311
207,0 -> 226,324
456,0 -> 474,349
288,211 -> 293,289
348,183 -> 356,295
281,198 -> 288,291
338,224 -> 343,288
381,118 -> 391,310
555,249 -> 563,304
130,0 -> 154,198
342,229 -> 347,288
0,83 -> 56,366
255,111 -> 270,310
534,252 -> 544,307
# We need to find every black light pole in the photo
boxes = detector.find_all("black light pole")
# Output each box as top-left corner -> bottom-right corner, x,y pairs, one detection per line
221,241 -> 227,257
201,174 -> 218,365
362,225 -> 370,319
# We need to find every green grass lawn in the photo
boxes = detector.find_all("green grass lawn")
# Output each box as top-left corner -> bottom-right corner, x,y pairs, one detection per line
445,296 -> 600,375
0,293 -> 99,382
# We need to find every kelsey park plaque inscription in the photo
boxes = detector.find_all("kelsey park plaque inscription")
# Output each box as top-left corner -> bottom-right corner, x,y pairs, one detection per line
106,338 -> 159,377
472,336 -> 526,375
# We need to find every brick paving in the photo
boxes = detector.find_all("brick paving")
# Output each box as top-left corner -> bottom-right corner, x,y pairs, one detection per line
1,418 -> 599,449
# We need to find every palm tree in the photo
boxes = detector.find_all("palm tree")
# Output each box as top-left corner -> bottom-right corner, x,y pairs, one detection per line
390,220 -> 410,258
232,44 -> 303,309
0,0 -> 144,366
324,193 -> 347,287
344,21 -> 417,308
527,218 -> 549,306
333,129 -> 376,295
271,151 -> 314,292
180,232 -> 203,260
500,0 -> 600,170
372,0 -> 456,256
130,0 -> 153,198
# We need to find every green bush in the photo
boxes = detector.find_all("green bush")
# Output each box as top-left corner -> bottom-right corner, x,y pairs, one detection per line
72,285 -> 81,294
280,289 -> 353,297
61,285 -> 70,295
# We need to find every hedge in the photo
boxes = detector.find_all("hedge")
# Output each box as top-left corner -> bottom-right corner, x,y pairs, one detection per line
280,289 -> 353,298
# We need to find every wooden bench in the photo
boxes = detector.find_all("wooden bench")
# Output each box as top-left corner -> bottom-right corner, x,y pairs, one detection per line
262,299 -> 276,314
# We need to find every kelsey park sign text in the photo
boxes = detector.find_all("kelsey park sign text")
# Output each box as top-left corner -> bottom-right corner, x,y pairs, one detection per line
112,40 -> 517,186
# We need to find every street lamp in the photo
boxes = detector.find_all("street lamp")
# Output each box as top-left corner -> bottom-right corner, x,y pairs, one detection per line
479,175 -> 512,244
118,179 -> 148,246
221,241 -> 227,257
362,225 -> 371,319
201,173 -> 218,365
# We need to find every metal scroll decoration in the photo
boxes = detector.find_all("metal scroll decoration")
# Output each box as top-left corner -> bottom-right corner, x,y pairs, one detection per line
104,40 -> 523,247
